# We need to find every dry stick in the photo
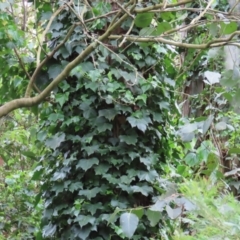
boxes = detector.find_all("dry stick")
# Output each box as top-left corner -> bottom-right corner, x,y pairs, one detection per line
36,6 -> 64,66
228,0 -> 240,14
119,19 -> 134,47
65,1 -> 88,33
115,1 -> 135,19
109,30 -> 240,49
190,0 -> 215,25
84,10 -> 118,23
13,48 -> 41,94
134,0 -> 193,13
0,0 -> 136,118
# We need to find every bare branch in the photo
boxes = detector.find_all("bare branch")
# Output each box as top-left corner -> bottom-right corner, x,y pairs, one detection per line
134,0 -> 193,13
13,48 -> 41,94
36,6 -> 64,66
108,31 -> 240,49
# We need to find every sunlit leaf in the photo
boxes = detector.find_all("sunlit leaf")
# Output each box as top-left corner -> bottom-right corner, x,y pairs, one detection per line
120,213 -> 139,238
166,205 -> 182,219
134,13 -> 154,28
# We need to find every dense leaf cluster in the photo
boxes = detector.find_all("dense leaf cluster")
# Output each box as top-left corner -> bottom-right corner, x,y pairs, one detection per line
34,1 -> 177,239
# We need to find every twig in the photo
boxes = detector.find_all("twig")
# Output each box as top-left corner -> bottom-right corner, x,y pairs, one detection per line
13,48 -> 41,94
36,6 -> 64,66
114,1 -> 135,19
25,24 -> 76,97
190,0 -> 215,25
119,20 -> 134,47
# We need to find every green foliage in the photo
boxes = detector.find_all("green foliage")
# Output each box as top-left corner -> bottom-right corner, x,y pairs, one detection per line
33,1 -> 178,239
174,179 -> 240,240
0,110 -> 44,239
0,168 -> 42,240
0,110 -> 40,168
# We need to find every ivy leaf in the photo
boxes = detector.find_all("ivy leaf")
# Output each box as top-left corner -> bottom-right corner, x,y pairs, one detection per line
150,199 -> 167,212
174,197 -> 196,211
69,182 -> 83,192
134,13 -> 154,28
45,132 -> 65,150
120,213 -> 139,238
97,123 -> 112,133
76,158 -> 99,171
137,170 -> 158,182
84,145 -> 99,156
139,154 -> 158,169
48,64 -> 62,80
146,209 -> 161,227
87,202 -> 104,215
131,185 -> 153,196
74,215 -> 95,227
52,172 -> 66,181
108,207 -> 121,225
31,165 -> 44,181
98,109 -> 118,121
42,223 -> 57,237
94,163 -> 111,175
79,187 -> 101,200
52,182 -> 64,195
55,92 -> 69,107
76,226 -> 92,240
135,94 -> 147,104
127,116 -> 152,132
119,135 -> 138,145
166,205 -> 182,219
48,113 -> 64,122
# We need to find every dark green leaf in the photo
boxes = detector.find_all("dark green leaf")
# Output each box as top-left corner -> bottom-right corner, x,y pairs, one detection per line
45,132 -> 65,150
74,215 -> 95,227
119,135 -> 138,145
98,109 -> 118,121
79,187 -> 101,200
76,158 -> 99,171
131,185 -> 153,196
42,223 -> 57,237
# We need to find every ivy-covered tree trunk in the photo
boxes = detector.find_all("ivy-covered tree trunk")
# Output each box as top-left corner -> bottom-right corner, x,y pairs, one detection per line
37,1 -> 175,239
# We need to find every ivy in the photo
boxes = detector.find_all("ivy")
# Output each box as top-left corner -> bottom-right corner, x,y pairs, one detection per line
30,1 -> 179,239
